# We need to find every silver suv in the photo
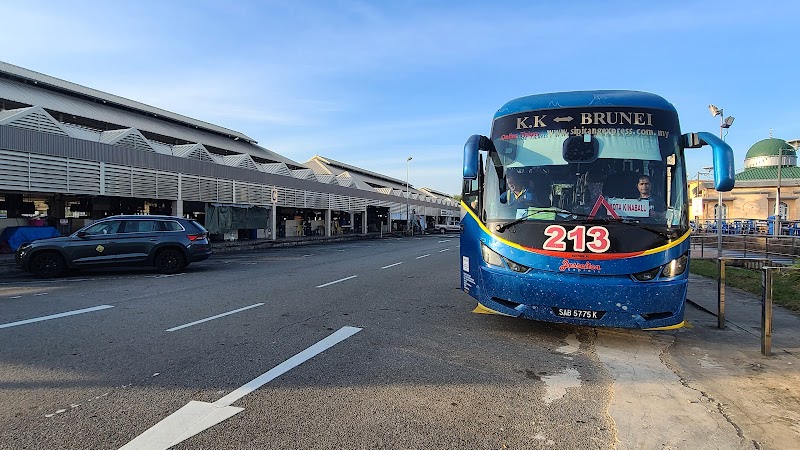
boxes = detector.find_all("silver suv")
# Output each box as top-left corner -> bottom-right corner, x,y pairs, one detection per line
15,215 -> 211,277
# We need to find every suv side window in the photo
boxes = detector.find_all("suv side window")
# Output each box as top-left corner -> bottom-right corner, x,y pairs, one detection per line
158,221 -> 184,231
120,220 -> 159,233
189,220 -> 207,233
83,220 -> 122,236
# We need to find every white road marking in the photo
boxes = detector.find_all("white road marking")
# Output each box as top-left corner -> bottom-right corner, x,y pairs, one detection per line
121,326 -> 362,450
381,262 -> 403,269
215,326 -> 362,406
438,248 -> 450,253
0,305 -> 114,330
302,254 -> 313,257
9,296 -> 22,299
34,293 -> 49,296
316,275 -> 357,288
438,240 -> 450,243
415,254 -> 430,259
165,303 -> 264,332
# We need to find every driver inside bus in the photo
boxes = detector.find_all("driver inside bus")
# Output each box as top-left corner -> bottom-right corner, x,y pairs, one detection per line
500,169 -> 550,208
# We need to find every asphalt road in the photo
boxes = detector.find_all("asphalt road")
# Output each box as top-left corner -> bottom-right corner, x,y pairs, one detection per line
0,235 -> 754,449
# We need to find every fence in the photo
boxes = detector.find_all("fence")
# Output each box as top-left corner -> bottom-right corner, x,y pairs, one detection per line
691,233 -> 800,262
716,257 -> 799,356
692,217 -> 800,236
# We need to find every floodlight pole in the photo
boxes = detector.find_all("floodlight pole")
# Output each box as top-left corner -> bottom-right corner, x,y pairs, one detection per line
776,146 -> 783,235
718,114 -> 724,255
709,104 -> 732,257
406,157 -> 412,235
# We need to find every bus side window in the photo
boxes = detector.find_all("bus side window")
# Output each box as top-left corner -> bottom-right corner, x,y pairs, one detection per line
463,178 -> 479,210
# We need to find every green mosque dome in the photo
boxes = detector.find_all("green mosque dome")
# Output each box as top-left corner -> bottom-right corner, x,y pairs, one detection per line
745,139 -> 795,159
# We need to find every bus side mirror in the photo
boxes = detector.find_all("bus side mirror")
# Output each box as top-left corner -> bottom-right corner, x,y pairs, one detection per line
682,132 -> 735,192
464,135 -> 494,179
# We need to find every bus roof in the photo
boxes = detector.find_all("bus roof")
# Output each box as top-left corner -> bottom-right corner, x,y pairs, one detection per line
493,90 -> 677,120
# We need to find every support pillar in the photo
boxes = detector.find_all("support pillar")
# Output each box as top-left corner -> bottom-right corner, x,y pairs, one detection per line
325,209 -> 332,237
270,206 -> 277,241
171,200 -> 184,218
362,211 -> 368,235
48,196 -> 66,220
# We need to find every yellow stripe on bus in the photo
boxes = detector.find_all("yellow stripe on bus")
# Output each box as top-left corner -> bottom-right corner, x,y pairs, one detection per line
643,321 -> 686,330
472,303 -> 514,316
460,201 -> 690,259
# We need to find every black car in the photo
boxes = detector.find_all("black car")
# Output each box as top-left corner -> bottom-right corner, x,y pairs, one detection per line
15,215 -> 212,277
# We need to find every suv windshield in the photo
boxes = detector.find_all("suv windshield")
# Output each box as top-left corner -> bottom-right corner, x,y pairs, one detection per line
484,107 -> 688,230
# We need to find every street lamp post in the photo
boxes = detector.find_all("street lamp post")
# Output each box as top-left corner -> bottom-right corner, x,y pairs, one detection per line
709,104 -> 734,255
406,156 -> 412,235
776,146 -> 783,236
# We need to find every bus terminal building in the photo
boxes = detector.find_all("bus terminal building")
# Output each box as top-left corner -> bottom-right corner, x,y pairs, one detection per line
0,61 -> 459,242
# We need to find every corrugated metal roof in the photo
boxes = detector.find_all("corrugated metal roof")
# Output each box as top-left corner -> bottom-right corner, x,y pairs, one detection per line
61,122 -> 102,140
308,155 -> 408,186
0,60 -> 256,142
304,158 -> 334,175
173,143 -> 212,161
0,75 -> 302,167
308,155 -> 428,195
736,166 -> 800,180
291,168 -> 317,180
0,105 -> 70,136
221,154 -> 258,170
419,187 -> 455,199
259,163 -> 292,176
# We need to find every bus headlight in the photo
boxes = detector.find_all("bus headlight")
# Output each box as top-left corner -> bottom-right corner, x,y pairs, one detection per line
504,258 -> 529,273
661,254 -> 688,278
481,243 -> 529,273
632,266 -> 661,281
481,243 -> 504,267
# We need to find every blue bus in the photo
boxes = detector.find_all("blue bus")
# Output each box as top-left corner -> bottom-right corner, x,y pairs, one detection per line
460,91 -> 735,329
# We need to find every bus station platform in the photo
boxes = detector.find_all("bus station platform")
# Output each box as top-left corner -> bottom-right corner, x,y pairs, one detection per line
679,272 -> 800,449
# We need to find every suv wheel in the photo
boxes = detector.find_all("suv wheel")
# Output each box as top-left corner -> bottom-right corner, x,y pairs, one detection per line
439,227 -> 446,234
30,252 -> 66,278
155,249 -> 186,274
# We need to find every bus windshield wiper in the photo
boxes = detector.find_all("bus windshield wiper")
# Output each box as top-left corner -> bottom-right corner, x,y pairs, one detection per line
583,216 -> 673,238
494,209 -> 576,232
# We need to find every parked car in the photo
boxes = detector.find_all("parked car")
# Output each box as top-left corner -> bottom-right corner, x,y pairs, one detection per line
434,221 -> 461,234
15,215 -> 211,277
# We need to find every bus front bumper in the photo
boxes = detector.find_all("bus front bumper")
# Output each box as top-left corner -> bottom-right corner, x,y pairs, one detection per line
475,268 -> 687,330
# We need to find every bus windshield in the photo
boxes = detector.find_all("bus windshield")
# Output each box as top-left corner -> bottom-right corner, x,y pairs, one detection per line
483,107 -> 687,229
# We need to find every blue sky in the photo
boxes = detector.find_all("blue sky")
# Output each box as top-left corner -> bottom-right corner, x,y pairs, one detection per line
2,1 -> 798,195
